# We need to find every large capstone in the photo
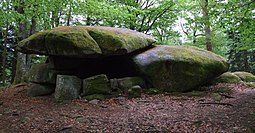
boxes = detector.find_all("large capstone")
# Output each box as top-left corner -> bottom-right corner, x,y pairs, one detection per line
17,26 -> 155,57
132,45 -> 229,92
55,75 -> 81,101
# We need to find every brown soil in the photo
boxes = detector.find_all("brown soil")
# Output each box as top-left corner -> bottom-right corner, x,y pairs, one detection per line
0,83 -> 255,133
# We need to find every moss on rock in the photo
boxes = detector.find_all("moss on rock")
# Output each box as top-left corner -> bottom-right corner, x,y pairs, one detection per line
214,72 -> 242,84
45,27 -> 102,57
87,26 -> 155,55
132,45 -> 229,92
127,85 -> 142,98
17,26 -> 155,57
82,74 -> 112,96
28,63 -> 58,84
233,71 -> 255,82
17,31 -> 49,55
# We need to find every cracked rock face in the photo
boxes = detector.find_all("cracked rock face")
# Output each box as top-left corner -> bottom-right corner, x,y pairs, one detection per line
17,26 -> 156,58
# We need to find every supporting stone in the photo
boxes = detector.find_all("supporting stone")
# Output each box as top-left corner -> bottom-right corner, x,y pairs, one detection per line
27,83 -> 54,97
55,75 -> 81,101
82,74 -> 111,96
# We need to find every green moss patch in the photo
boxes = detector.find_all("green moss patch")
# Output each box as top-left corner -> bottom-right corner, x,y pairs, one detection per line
17,26 -> 155,57
214,72 -> 242,84
233,71 -> 255,82
133,45 -> 229,92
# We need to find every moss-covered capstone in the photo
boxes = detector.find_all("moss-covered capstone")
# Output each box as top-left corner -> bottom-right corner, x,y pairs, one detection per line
132,45 -> 229,92
233,71 -> 255,82
17,26 -> 155,57
214,72 -> 242,84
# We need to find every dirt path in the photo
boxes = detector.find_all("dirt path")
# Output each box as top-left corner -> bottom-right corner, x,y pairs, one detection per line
0,84 -> 254,132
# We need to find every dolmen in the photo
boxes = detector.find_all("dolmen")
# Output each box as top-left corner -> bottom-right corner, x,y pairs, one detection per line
17,26 -> 229,101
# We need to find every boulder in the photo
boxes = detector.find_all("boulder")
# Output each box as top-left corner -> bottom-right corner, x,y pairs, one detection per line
127,85 -> 142,98
233,71 -> 255,82
245,82 -> 255,88
27,83 -> 54,97
214,72 -> 242,84
132,45 -> 229,92
17,26 -> 155,57
113,77 -> 146,92
82,74 -> 112,96
55,75 -> 81,101
28,63 -> 58,84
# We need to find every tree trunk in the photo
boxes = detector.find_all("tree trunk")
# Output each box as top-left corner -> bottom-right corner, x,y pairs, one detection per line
13,2 -> 36,84
243,51 -> 251,72
1,23 -> 9,85
66,1 -> 72,26
11,50 -> 17,83
201,0 -> 213,51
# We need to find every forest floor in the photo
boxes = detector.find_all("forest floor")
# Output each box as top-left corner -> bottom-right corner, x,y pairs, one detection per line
0,83 -> 255,133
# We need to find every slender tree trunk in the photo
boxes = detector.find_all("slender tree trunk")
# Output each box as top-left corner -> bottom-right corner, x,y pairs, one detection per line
1,23 -> 9,85
193,31 -> 197,44
201,0 -> 213,51
66,1 -> 72,26
14,2 -> 35,84
11,50 -> 17,83
243,51 -> 250,72
86,16 -> 91,25
14,22 -> 30,84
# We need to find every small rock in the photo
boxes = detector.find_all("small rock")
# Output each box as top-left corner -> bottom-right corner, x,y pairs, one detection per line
116,77 -> 146,92
46,119 -> 53,123
59,125 -> 73,131
75,117 -> 87,123
89,99 -> 99,105
127,85 -> 142,98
